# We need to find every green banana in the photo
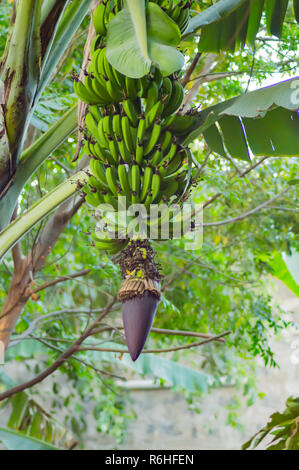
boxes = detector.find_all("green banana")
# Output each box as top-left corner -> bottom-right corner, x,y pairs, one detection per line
145,80 -> 159,113
103,192 -> 119,210
164,151 -> 184,176
125,76 -> 138,99
144,120 -> 162,155
150,144 -> 164,166
107,135 -> 119,163
161,76 -> 173,105
160,130 -> 172,152
93,2 -> 107,36
161,179 -> 179,198
131,164 -> 141,203
73,79 -> 99,105
158,140 -> 177,168
90,159 -> 108,187
145,100 -> 164,128
137,76 -> 151,98
106,79 -> 123,102
116,136 -> 131,163
162,80 -> 184,117
106,165 -> 119,195
97,116 -> 109,148
151,169 -> 161,203
85,192 -> 103,207
93,143 -> 112,164
140,165 -> 153,202
136,139 -> 144,165
118,163 -> 131,198
121,115 -> 135,153
136,114 -> 146,147
85,113 -> 99,140
122,99 -> 139,127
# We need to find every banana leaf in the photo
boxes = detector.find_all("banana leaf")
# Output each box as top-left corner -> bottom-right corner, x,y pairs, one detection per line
86,342 -> 213,393
106,0 -> 184,78
0,169 -> 87,263
184,77 -> 299,161
184,0 -> 299,51
0,427 -> 59,450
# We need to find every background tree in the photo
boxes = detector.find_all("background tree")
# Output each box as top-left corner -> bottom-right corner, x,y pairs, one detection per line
0,0 -> 298,449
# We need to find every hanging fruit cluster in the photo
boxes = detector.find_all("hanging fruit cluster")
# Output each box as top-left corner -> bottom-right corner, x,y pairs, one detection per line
73,0 -> 199,360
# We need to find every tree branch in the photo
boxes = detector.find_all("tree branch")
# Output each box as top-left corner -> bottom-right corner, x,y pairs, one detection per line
202,187 -> 290,228
0,297 -> 117,402
28,269 -> 91,296
78,331 -> 231,355
91,325 -> 226,343
181,51 -> 202,88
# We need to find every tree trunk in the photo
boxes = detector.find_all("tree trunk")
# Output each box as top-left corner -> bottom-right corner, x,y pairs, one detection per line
0,258 -> 31,349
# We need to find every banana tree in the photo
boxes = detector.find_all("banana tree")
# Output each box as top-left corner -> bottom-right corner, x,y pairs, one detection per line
0,0 -> 298,387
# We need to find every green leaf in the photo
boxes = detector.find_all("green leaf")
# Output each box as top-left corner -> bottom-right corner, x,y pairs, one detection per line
184,0 -> 246,37
6,340 -> 48,361
184,0 -> 298,51
0,427 -> 59,450
283,252 -> 299,284
106,0 -> 183,78
106,0 -> 151,78
0,105 -> 78,231
265,0 -> 288,37
36,0 -> 92,101
0,168 -> 87,263
184,77 -> 299,161
146,2 -> 184,76
86,343 -> 212,393
270,253 -> 299,298
243,397 -> 299,450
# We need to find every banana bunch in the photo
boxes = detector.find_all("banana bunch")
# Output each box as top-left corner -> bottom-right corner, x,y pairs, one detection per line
152,0 -> 191,33
73,0 -> 198,254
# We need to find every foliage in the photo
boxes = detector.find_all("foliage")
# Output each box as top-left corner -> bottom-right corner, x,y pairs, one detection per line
243,396 -> 299,450
0,0 -> 298,450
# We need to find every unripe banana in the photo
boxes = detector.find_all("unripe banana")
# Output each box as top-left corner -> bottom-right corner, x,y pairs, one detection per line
85,190 -> 103,207
137,76 -> 151,98
160,130 -> 172,152
116,136 -> 131,163
122,99 -> 139,127
118,163 -> 131,198
136,139 -> 144,165
85,113 -> 99,141
106,165 -> 119,196
161,76 -> 173,105
121,115 -> 135,153
164,151 -> 183,176
150,144 -> 164,166
140,165 -> 153,202
130,163 -> 141,203
107,135 -> 119,163
144,120 -> 162,155
151,169 -> 161,202
145,100 -> 164,128
90,159 -> 108,188
162,80 -> 184,117
73,79 -> 99,105
125,76 -> 138,100
103,192 -> 119,210
136,114 -> 146,147
93,2 -> 107,36
145,81 -> 159,113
